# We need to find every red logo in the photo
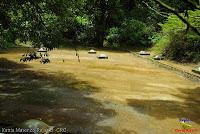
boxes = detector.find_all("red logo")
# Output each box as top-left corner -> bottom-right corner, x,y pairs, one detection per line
175,129 -> 198,133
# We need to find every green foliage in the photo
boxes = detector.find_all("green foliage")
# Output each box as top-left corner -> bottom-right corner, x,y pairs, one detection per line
76,15 -> 90,25
106,27 -> 120,47
121,19 -> 153,46
159,10 -> 200,33
159,14 -> 186,33
163,32 -> 200,63
0,0 -> 161,49
151,34 -> 171,53
0,27 -> 16,49
152,10 -> 200,62
0,0 -> 199,50
105,19 -> 154,48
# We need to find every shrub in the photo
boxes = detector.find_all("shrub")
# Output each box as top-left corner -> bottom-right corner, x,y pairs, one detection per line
105,27 -> 121,48
120,19 -> 153,47
0,29 -> 16,49
105,19 -> 153,48
152,10 -> 200,63
163,32 -> 200,63
150,33 -> 171,54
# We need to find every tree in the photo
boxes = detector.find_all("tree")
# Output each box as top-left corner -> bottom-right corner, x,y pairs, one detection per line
152,0 -> 200,35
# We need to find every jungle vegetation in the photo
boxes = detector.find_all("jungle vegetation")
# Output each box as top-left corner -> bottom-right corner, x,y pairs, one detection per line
0,0 -> 200,62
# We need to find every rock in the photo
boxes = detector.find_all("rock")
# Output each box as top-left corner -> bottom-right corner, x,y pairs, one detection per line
139,51 -> 150,55
153,55 -> 164,60
192,66 -> 200,74
97,54 -> 108,59
88,49 -> 97,54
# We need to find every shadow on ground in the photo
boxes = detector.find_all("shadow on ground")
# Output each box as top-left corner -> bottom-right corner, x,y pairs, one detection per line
0,58 -> 116,134
127,87 -> 200,124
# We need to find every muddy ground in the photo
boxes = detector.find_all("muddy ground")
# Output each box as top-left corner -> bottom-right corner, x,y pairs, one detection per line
0,48 -> 199,134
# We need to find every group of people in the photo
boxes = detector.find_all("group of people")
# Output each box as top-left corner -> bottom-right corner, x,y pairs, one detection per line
40,53 -> 50,64
20,51 -> 50,64
20,51 -> 38,62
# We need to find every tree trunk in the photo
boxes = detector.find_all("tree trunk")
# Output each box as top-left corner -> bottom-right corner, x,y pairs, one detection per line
94,0 -> 107,48
95,30 -> 105,48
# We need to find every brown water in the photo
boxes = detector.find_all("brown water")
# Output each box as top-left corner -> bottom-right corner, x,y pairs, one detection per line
0,49 -> 200,134
0,58 -> 115,134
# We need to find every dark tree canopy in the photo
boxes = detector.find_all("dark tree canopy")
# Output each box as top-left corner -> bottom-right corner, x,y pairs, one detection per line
0,0 -> 199,49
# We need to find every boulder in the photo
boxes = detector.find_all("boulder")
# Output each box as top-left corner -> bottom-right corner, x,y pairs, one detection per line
97,54 -> 108,59
192,66 -> 200,74
88,49 -> 97,54
139,51 -> 150,55
153,55 -> 164,60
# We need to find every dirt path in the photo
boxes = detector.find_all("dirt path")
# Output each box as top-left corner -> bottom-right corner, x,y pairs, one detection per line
0,48 -> 200,134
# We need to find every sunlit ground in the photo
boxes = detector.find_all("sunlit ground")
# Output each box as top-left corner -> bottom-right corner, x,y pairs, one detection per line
0,48 -> 200,134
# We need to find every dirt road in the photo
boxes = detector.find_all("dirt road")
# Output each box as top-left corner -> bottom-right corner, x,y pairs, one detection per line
0,48 -> 199,134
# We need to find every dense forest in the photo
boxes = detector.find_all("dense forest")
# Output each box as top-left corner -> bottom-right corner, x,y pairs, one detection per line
0,0 -> 200,62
